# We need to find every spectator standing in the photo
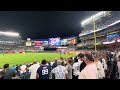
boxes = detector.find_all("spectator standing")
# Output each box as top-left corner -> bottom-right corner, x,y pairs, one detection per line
77,53 -> 86,72
11,65 -> 16,72
0,71 -> 4,79
29,60 -> 40,79
51,60 -> 68,79
0,67 -> 4,79
52,59 -> 58,69
15,65 -> 19,74
78,54 -> 98,79
77,53 -> 84,66
36,59 -> 51,79
117,55 -> 120,79
19,64 -> 27,79
94,59 -> 105,79
19,64 -> 27,74
73,58 -> 80,79
66,59 -> 72,79
3,64 -> 16,79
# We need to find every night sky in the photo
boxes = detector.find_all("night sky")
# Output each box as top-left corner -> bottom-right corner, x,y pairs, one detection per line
0,11 -> 98,39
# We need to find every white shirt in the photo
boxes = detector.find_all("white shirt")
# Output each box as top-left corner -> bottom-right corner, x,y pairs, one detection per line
20,65 -> 27,74
116,51 -> 120,58
50,62 -> 54,66
79,63 -> 98,79
78,59 -> 83,66
95,61 -> 105,79
117,61 -> 120,79
52,65 -> 68,79
29,64 -> 40,79
73,62 -> 80,76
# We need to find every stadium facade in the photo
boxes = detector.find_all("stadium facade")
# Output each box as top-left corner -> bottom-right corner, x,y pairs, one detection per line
78,11 -> 120,50
0,32 -> 78,54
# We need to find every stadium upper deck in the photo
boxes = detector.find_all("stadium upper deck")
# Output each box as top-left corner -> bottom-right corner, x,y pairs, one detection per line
79,11 -> 120,38
78,11 -> 120,48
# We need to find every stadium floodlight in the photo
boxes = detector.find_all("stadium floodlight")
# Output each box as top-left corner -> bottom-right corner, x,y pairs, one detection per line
81,11 -> 111,27
0,31 -> 20,37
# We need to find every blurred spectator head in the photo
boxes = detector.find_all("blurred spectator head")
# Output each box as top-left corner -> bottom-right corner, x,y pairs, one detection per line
57,60 -> 62,65
66,58 -> 72,64
77,53 -> 84,60
4,64 -> 9,69
41,59 -> 47,65
92,53 -> 100,60
54,58 -> 57,62
61,61 -> 65,66
83,54 -> 94,64
74,58 -> 78,63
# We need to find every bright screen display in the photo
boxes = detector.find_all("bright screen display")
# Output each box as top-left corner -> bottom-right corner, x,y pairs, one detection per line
61,39 -> 67,45
66,37 -> 77,45
49,38 -> 61,46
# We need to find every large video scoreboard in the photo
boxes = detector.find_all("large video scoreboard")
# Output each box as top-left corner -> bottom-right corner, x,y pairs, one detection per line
30,36 -> 77,47
49,37 -> 61,46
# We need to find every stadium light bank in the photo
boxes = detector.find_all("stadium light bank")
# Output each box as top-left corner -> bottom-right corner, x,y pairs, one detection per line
0,31 -> 20,37
81,11 -> 111,27
80,11 -> 111,37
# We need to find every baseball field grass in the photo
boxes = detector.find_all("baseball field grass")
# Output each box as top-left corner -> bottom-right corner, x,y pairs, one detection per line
0,52 -> 74,68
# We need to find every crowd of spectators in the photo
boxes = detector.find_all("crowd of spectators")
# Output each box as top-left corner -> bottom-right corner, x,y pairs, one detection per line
0,48 -> 120,79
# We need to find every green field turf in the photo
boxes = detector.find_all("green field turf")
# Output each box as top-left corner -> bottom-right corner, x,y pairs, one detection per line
0,52 -> 74,68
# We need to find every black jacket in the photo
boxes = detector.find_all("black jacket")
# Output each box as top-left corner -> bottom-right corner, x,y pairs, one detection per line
80,61 -> 86,72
